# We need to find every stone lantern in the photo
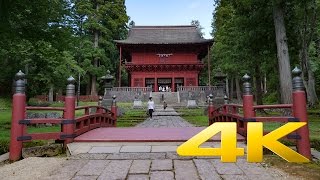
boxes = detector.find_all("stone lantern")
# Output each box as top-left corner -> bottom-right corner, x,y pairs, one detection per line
213,69 -> 227,102
100,70 -> 114,107
213,69 -> 227,88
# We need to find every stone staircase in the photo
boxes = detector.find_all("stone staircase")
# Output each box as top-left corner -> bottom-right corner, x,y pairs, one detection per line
150,92 -> 179,104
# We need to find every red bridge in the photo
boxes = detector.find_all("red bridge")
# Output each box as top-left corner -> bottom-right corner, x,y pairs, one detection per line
9,68 -> 311,161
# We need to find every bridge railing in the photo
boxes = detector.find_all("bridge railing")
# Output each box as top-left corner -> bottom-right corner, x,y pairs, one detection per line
208,67 -> 311,160
9,72 -> 117,161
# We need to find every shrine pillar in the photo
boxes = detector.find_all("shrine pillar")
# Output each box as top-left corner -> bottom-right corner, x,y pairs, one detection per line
154,78 -> 158,92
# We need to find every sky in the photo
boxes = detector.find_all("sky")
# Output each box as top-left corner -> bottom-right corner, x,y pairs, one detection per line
125,0 -> 214,39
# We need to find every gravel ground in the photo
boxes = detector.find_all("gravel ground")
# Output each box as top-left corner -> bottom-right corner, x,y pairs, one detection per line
0,157 -> 66,180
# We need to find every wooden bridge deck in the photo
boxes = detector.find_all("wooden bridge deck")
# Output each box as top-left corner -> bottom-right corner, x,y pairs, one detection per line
74,127 -> 245,142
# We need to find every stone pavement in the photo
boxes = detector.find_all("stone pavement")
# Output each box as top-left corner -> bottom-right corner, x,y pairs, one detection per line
0,106 -> 302,180
136,106 -> 193,128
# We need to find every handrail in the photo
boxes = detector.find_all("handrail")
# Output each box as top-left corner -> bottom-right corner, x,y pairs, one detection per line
26,107 -> 65,111
75,105 -> 113,115
253,104 -> 292,109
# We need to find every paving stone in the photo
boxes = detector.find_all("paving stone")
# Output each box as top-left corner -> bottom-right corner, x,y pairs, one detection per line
236,159 -> 268,175
151,159 -> 172,171
47,160 -> 88,179
166,152 -> 194,160
72,176 -> 99,180
150,171 -> 174,180
174,160 -> 199,180
193,159 -> 221,180
98,160 -> 132,180
128,174 -> 149,180
120,145 -> 151,153
129,160 -> 151,174
88,146 -> 121,153
68,153 -> 107,160
107,153 -> 166,160
221,175 -> 249,180
210,159 -> 244,175
76,160 -> 109,176
71,146 -> 92,155
247,174 -> 275,180
151,145 -> 178,152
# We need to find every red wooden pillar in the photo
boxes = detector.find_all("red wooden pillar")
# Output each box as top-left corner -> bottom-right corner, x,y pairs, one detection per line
291,67 -> 311,159
119,46 -> 122,87
242,74 -> 255,136
208,94 -> 215,125
9,71 -> 26,161
63,76 -> 76,147
154,78 -> 158,92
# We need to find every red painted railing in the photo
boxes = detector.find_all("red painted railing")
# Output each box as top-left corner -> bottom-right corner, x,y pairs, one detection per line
208,68 -> 311,160
9,73 -> 117,161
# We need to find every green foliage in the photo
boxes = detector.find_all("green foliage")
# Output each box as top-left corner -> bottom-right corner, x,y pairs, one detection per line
212,0 -> 320,104
27,98 -> 51,107
0,0 -> 129,97
0,139 -> 9,155
0,98 -> 11,109
263,92 -> 279,104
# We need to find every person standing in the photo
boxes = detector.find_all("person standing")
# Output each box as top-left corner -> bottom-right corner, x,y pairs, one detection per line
147,97 -> 155,119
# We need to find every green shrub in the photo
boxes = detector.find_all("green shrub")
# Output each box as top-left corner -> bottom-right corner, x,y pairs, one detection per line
0,97 -> 11,109
263,92 -> 279,104
0,139 -> 9,155
311,139 -> 320,151
49,102 -> 65,107
27,98 -> 51,107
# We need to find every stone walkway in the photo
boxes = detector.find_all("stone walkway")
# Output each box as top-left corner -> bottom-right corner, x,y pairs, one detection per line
136,107 -> 193,128
0,106 -> 302,180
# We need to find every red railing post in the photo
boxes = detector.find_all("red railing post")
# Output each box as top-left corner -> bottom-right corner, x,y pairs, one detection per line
9,71 -> 26,161
242,74 -> 254,136
62,76 -> 76,146
111,95 -> 117,126
291,67 -> 311,159
208,94 -> 214,125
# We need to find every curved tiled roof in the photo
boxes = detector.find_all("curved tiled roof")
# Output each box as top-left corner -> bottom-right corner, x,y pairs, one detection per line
115,25 -> 213,45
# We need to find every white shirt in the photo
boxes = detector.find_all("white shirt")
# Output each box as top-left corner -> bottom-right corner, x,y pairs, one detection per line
148,100 -> 155,110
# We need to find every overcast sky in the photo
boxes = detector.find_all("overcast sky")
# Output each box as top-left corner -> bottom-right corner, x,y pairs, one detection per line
125,0 -> 214,39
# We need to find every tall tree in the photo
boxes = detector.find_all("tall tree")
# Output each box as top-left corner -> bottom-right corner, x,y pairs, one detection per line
273,0 -> 293,104
191,20 -> 205,38
75,0 -> 128,95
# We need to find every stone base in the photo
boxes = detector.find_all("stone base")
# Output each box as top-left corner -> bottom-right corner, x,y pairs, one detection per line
22,144 -> 63,158
102,99 -> 113,108
133,100 -> 143,109
187,100 -> 198,108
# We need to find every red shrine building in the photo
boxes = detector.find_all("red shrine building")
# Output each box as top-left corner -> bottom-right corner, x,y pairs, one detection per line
115,25 -> 213,92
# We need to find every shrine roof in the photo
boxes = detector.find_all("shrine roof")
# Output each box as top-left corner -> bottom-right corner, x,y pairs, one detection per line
115,25 -> 213,45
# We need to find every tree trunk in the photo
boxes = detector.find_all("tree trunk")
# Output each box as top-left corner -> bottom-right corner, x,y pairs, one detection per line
230,77 -> 234,100
264,74 -> 267,94
299,1 -> 318,106
300,49 -> 319,106
225,77 -> 229,98
273,2 -> 292,104
235,75 -> 241,101
48,86 -> 54,103
86,76 -> 91,95
255,66 -> 263,105
90,3 -> 99,96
